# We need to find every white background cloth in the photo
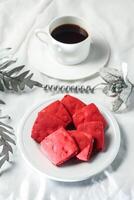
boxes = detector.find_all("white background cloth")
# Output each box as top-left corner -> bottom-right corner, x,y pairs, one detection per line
0,0 -> 134,199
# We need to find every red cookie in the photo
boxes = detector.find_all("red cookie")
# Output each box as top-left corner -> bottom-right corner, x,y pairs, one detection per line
41,127 -> 79,166
73,103 -> 107,129
31,112 -> 66,143
77,144 -> 93,161
69,130 -> 94,161
40,100 -> 72,125
78,121 -> 105,151
61,95 -> 86,116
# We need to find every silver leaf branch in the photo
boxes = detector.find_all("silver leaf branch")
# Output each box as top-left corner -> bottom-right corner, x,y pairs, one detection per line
0,48 -> 43,170
0,120 -> 15,169
0,49 -> 42,93
99,64 -> 134,111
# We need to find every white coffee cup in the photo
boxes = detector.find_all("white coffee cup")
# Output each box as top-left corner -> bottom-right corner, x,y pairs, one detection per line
35,16 -> 91,65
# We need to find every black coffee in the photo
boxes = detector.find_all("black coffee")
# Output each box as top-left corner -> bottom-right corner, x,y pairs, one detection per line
51,24 -> 88,44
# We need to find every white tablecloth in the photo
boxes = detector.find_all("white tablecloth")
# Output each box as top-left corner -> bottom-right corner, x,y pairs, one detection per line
0,0 -> 134,199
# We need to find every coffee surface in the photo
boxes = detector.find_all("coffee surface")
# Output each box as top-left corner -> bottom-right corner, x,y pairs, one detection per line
51,24 -> 88,44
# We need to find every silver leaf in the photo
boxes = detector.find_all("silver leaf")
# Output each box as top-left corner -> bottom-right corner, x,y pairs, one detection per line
0,145 -> 8,157
112,98 -> 123,112
100,68 -> 123,83
0,156 -> 7,168
16,70 -> 30,81
32,81 -> 42,88
0,126 -> 14,135
0,60 -> 16,70
4,142 -> 13,154
0,138 -> 4,146
0,132 -> 15,145
3,77 -> 11,90
22,73 -> 42,89
25,80 -> 34,89
19,82 -> 25,90
5,153 -> 9,161
122,62 -> 128,84
24,74 -> 34,89
103,85 -> 110,95
0,121 -> 13,130
0,80 -> 4,92
7,65 -> 25,76
10,79 -> 18,92
0,99 -> 5,104
119,80 -> 133,103
103,85 -> 118,97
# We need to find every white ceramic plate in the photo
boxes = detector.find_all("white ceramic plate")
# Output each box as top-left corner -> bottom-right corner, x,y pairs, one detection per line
28,30 -> 110,80
17,95 -> 120,182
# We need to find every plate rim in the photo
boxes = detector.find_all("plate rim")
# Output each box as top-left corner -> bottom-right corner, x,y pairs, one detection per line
17,95 -> 120,182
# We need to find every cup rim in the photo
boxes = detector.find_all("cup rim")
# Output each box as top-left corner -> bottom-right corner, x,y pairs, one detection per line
47,15 -> 91,45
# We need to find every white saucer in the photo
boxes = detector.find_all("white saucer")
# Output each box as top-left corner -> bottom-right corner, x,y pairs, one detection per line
28,31 -> 110,80
17,95 -> 120,182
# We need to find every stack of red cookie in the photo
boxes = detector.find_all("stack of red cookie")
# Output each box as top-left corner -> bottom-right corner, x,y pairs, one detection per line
31,95 -> 107,166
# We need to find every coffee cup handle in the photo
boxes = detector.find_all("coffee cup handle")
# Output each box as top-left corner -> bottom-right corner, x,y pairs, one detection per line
35,29 -> 63,53
35,30 -> 48,46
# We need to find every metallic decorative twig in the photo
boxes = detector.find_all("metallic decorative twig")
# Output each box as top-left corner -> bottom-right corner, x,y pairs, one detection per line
43,63 -> 133,112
